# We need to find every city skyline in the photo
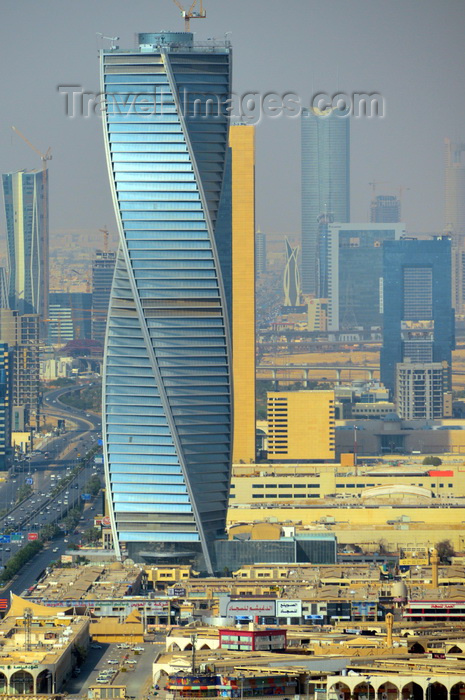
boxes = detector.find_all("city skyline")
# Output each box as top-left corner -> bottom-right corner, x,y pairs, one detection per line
1,1 -> 464,247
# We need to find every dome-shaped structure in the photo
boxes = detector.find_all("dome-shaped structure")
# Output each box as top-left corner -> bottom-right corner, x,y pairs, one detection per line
384,412 -> 401,422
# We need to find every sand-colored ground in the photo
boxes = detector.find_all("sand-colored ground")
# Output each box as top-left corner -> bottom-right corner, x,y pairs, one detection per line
261,344 -> 465,392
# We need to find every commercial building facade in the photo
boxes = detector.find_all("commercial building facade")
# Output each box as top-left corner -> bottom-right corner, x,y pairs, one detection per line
444,138 -> 465,313
2,169 -> 49,321
230,125 -> 256,464
48,292 -> 92,344
370,194 -> 401,223
255,230 -> 266,276
327,223 -> 405,331
301,108 -> 350,295
0,310 -> 40,429
267,391 -> 335,461
91,250 -> 116,346
381,237 -> 454,397
100,32 -> 232,572
396,361 -> 448,420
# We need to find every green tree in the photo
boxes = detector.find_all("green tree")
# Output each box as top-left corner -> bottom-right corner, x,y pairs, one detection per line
422,456 -> 442,467
436,539 -> 455,563
16,484 -> 33,503
85,475 -> 101,496
0,540 -> 43,584
40,523 -> 60,541
82,527 -> 101,544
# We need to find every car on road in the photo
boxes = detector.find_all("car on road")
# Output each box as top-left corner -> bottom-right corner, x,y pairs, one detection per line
90,643 -> 102,649
52,547 -> 59,553
127,660 -> 137,665
107,659 -> 119,664
132,646 -> 144,652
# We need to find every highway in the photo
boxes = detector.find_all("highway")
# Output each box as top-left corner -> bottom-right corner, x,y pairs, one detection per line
0,383 -> 104,587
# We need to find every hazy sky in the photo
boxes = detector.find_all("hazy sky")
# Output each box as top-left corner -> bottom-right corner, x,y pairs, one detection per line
1,0 -> 465,246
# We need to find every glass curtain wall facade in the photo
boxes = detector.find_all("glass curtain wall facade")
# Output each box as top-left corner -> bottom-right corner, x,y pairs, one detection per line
381,237 -> 454,395
100,32 -> 232,572
92,251 -> 117,347
301,108 -> 350,295
2,169 -> 49,320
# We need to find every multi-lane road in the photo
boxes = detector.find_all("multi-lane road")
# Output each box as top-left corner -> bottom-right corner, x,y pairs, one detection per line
0,383 -> 104,592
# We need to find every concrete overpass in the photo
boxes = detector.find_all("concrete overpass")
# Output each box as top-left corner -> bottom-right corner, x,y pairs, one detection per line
257,364 -> 379,387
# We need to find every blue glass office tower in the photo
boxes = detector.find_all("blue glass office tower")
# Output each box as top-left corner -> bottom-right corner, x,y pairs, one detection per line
301,108 -> 350,296
100,32 -> 232,572
2,170 -> 49,320
381,237 -> 455,395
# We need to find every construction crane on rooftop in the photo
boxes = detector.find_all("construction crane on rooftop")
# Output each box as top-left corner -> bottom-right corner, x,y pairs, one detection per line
171,0 -> 206,32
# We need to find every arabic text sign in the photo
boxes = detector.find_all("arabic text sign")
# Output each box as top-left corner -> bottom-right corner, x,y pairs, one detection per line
227,600 -> 275,616
276,600 -> 302,617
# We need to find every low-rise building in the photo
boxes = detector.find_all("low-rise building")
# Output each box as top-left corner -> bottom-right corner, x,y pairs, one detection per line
0,594 -> 89,695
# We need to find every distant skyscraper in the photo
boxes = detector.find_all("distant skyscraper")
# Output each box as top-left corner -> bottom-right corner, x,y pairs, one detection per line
301,108 -> 350,295
0,269 -> 9,311
2,169 -> 49,321
48,292 -> 92,344
283,239 -> 301,307
101,31 -> 232,571
381,237 -> 454,397
370,195 -> 401,223
444,138 -> 465,313
255,230 -> 266,276
0,344 -> 12,470
327,223 -> 405,331
0,310 -> 40,429
317,213 -> 332,299
230,125 -> 256,465
92,251 -> 116,347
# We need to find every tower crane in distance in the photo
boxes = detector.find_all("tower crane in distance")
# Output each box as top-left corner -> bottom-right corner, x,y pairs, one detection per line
171,0 -> 206,32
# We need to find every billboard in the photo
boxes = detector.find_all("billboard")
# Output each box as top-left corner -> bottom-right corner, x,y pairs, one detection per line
27,533 -> 38,541
226,600 -> 276,617
276,599 -> 302,617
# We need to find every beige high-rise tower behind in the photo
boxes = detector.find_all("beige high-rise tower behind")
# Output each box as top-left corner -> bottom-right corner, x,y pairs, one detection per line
230,125 -> 256,464
444,138 -> 465,314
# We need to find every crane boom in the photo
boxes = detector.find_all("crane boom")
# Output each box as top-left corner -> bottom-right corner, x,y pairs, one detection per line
171,0 -> 206,32
11,126 -> 52,166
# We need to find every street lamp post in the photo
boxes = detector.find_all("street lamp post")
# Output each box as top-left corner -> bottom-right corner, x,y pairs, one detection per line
365,676 -> 371,700
426,677 -> 431,700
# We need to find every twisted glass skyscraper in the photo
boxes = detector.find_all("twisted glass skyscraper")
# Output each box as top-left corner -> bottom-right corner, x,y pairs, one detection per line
100,32 -> 232,572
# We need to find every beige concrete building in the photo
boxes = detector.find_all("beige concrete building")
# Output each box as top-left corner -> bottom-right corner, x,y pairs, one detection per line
230,125 -> 256,464
228,460 -> 465,551
0,594 -> 89,695
267,391 -> 335,460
